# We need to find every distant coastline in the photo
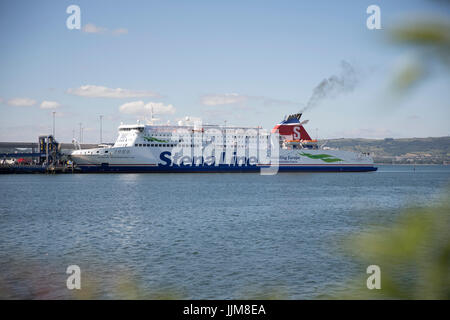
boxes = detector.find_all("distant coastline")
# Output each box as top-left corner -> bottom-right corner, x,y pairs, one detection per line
375,163 -> 449,166
1,136 -> 449,165
324,137 -> 450,165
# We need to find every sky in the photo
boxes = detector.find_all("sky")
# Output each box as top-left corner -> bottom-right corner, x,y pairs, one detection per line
0,0 -> 449,143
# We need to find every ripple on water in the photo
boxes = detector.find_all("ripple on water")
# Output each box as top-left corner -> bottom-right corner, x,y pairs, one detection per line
0,165 -> 449,299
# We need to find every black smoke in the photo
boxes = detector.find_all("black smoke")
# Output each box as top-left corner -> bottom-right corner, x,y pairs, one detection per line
301,61 -> 359,112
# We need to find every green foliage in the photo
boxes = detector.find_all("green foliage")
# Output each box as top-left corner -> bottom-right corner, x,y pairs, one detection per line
336,193 -> 450,299
389,17 -> 450,92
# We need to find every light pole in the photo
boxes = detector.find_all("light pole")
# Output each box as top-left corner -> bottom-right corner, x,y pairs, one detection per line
100,115 -> 103,144
52,111 -> 56,137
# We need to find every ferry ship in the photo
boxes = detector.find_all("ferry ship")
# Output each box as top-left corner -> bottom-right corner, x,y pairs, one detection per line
70,113 -> 377,173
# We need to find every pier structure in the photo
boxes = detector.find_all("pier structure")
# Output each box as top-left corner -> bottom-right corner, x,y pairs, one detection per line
0,137 -> 102,174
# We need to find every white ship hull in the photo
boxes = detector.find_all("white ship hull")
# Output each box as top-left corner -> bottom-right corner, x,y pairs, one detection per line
71,144 -> 376,173
70,115 -> 376,173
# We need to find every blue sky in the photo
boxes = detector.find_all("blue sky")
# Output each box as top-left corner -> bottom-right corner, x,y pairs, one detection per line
0,0 -> 449,143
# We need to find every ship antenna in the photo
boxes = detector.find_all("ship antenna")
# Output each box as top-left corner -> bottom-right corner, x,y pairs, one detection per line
149,106 -> 154,124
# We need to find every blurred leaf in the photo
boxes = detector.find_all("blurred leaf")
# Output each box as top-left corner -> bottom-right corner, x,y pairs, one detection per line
388,17 -> 450,92
391,60 -> 427,93
390,21 -> 450,49
336,192 -> 450,299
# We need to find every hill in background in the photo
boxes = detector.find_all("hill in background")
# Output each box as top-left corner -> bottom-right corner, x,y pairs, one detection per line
323,137 -> 450,164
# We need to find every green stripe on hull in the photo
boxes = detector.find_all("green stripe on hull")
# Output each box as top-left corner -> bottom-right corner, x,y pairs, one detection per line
299,152 -> 343,163
143,136 -> 169,143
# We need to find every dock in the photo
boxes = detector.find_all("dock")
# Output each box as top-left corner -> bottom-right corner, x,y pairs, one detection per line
0,165 -> 81,174
0,137 -> 101,174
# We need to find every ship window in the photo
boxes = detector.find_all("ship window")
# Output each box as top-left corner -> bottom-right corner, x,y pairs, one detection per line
135,144 -> 138,146
105,151 -> 108,153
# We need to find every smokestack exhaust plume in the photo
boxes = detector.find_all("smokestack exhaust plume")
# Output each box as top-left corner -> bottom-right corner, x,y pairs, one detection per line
301,60 -> 359,113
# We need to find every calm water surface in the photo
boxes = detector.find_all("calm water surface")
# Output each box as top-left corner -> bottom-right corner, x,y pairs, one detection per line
0,165 -> 449,299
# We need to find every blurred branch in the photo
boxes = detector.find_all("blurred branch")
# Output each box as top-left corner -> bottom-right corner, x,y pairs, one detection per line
336,191 -> 450,299
388,16 -> 450,92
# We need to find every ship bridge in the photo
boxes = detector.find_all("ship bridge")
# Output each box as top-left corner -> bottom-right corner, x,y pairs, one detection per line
118,124 -> 145,132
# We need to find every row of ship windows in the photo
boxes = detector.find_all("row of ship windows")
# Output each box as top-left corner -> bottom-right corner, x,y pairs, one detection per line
134,143 -> 260,148
136,143 -> 178,147
147,133 -> 265,137
150,136 -> 268,140
81,149 -> 131,155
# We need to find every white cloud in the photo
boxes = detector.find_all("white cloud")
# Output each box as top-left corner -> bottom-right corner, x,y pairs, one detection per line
81,23 -> 128,35
175,116 -> 203,125
119,101 -> 175,115
40,100 -> 61,109
201,93 -> 247,106
200,93 -> 298,107
82,23 -> 107,34
7,97 -> 36,107
112,28 -> 128,35
67,85 -> 160,99
332,128 -> 396,139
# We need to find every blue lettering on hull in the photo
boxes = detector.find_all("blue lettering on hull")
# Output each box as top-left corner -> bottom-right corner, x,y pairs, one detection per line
77,151 -> 377,173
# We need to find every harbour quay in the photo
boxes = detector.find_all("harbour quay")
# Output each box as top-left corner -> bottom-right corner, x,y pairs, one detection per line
0,136 -> 99,174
